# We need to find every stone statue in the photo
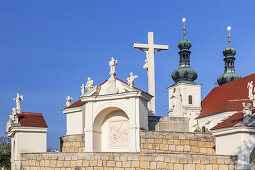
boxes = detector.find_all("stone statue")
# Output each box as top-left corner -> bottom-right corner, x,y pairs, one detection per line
65,96 -> 73,107
109,57 -> 117,77
85,77 -> 95,91
81,84 -> 85,96
127,72 -> 138,87
13,93 -> 23,113
247,81 -> 254,100
171,87 -> 183,116
12,108 -> 17,116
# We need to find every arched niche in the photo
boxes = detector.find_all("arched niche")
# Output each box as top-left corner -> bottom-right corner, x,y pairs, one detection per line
93,107 -> 130,152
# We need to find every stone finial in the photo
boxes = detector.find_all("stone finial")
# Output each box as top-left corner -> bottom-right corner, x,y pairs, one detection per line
85,77 -> 95,91
127,72 -> 138,87
13,93 -> 23,114
109,57 -> 117,77
65,96 -> 73,107
81,84 -> 85,96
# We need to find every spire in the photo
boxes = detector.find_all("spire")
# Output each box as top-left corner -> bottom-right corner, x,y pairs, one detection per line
171,18 -> 198,83
217,26 -> 241,86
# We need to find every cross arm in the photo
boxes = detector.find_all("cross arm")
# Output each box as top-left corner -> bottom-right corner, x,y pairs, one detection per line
153,44 -> 168,50
133,43 -> 149,49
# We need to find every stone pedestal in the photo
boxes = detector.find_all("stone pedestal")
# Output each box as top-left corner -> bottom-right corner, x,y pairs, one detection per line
148,116 -> 189,132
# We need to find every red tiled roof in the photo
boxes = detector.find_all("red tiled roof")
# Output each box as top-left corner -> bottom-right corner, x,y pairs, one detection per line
211,111 -> 243,130
199,73 -> 255,118
65,99 -> 85,109
17,112 -> 48,128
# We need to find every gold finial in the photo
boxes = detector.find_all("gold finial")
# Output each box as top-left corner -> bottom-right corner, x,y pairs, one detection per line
182,18 -> 186,36
227,26 -> 231,44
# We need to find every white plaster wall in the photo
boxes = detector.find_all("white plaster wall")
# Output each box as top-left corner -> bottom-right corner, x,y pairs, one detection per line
168,83 -> 201,131
15,131 -> 47,160
214,129 -> 255,169
66,110 -> 84,135
215,133 -> 242,155
168,83 -> 201,112
197,111 -> 236,130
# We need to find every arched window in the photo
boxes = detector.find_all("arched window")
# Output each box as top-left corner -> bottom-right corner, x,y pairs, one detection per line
188,95 -> 192,104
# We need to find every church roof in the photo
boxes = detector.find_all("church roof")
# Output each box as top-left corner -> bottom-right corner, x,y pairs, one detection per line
199,73 -> 255,118
211,108 -> 255,130
210,111 -> 243,130
65,99 -> 85,109
17,112 -> 48,128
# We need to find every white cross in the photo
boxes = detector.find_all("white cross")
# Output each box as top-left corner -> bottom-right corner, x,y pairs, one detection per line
133,32 -> 168,114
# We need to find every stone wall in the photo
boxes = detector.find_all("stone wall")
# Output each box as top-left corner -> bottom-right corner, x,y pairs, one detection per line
148,116 -> 189,132
140,131 -> 215,154
21,152 -> 237,170
60,134 -> 84,152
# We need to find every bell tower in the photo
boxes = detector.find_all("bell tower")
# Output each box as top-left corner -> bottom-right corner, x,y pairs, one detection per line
168,18 -> 201,132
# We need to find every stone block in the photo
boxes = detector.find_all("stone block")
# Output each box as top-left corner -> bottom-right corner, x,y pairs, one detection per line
150,162 -> 157,169
131,161 -> 139,167
196,164 -> 206,170
174,164 -> 184,170
157,162 -> 167,169
122,161 -> 131,167
205,165 -> 213,170
184,164 -> 195,170
106,161 -> 115,167
140,161 -> 149,168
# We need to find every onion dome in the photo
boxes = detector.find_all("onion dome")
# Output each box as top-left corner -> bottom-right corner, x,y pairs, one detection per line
177,37 -> 191,50
217,26 -> 241,86
171,18 -> 198,83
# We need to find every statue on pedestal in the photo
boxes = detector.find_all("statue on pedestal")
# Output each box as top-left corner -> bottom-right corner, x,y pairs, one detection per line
85,77 -> 95,91
13,93 -> 23,114
66,96 -> 73,107
171,87 -> 183,116
127,72 -> 138,87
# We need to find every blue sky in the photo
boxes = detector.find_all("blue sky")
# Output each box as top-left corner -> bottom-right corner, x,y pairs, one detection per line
0,0 -> 254,150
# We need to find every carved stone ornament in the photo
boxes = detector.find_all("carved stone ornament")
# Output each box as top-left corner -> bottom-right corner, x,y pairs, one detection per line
65,96 -> 73,107
127,72 -> 138,87
109,120 -> 129,148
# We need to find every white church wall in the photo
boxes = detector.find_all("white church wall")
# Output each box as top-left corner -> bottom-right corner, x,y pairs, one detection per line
197,111 -> 236,131
63,105 -> 85,136
168,82 -> 201,131
66,110 -> 84,135
213,127 -> 255,169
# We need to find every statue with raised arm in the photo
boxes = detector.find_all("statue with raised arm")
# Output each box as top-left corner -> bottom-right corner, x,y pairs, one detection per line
127,72 -> 138,87
81,84 -> 85,96
247,81 -> 254,100
171,87 -> 183,116
13,93 -> 23,113
66,96 -> 73,107
85,77 -> 95,91
109,57 -> 117,77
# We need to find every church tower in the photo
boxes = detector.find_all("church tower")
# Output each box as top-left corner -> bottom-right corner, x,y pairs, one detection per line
168,18 -> 201,131
217,26 -> 241,86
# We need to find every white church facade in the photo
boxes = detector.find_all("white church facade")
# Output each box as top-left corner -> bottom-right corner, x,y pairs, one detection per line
5,19 -> 255,170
